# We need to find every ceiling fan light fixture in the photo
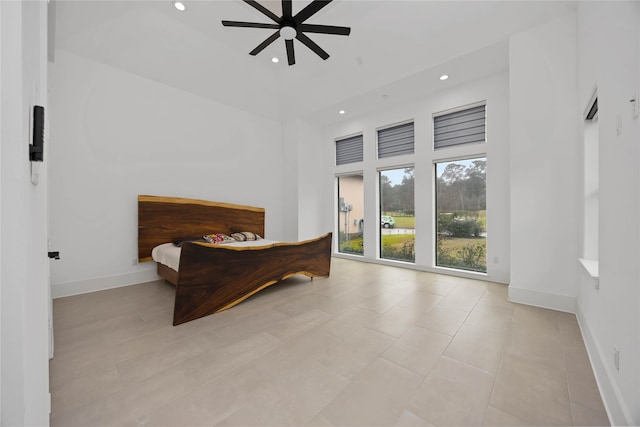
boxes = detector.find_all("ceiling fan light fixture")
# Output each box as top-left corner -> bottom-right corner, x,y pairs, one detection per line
272,57 -> 280,63
222,0 -> 351,65
280,26 -> 297,40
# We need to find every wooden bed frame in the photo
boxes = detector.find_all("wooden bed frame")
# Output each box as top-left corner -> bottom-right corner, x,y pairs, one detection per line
138,195 -> 332,325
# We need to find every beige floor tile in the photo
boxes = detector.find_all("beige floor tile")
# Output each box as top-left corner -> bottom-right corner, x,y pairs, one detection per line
313,289 -> 377,315
358,291 -> 407,313
559,316 -> 585,346
564,343 -> 607,413
571,402 -> 611,426
144,390 -> 218,427
414,279 -> 457,296
368,304 -> 429,338
444,323 -> 507,373
50,367 -> 123,417
510,304 -> 563,340
115,332 -> 218,384
321,358 -> 424,426
272,293 -> 334,317
224,361 -> 350,426
50,390 -> 134,427
249,329 -> 344,374
397,289 -> 443,312
504,320 -> 565,369
306,413 -> 338,427
50,259 -> 607,427
188,331 -> 282,384
393,409 -> 436,426
318,327 -> 396,380
437,282 -> 487,311
482,405 -> 524,426
319,307 -> 381,340
490,353 -> 572,426
464,303 -> 514,333
408,356 -> 495,427
265,309 -> 332,341
477,291 -> 517,311
415,305 -> 469,336
383,325 -> 451,375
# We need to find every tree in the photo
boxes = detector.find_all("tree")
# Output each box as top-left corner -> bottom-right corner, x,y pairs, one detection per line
436,160 -> 486,212
397,168 -> 415,214
464,160 -> 486,210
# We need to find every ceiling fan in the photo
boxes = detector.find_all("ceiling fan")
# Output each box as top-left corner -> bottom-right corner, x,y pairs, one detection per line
222,0 -> 351,66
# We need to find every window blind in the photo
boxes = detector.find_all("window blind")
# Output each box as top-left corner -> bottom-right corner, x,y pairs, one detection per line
377,122 -> 414,159
335,134 -> 363,165
434,104 -> 486,149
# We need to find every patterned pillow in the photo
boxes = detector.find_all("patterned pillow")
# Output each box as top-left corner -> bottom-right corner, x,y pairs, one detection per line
231,231 -> 262,241
203,233 -> 236,244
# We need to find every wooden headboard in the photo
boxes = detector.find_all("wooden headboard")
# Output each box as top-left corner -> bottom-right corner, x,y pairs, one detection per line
138,195 -> 265,262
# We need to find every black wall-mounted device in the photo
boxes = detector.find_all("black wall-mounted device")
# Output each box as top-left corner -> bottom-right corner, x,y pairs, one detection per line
29,105 -> 44,162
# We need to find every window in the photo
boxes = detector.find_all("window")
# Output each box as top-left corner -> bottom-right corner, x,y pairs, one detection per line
337,175 -> 364,255
434,104 -> 486,150
583,95 -> 598,261
435,158 -> 486,272
380,167 -> 415,262
378,122 -> 414,159
336,134 -> 363,166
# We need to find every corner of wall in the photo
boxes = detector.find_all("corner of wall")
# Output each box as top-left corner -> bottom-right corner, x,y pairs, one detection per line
576,302 -> 633,426
51,268 -> 159,299
508,285 -> 576,313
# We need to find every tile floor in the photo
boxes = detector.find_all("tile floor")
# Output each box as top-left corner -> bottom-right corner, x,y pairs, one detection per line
49,258 -> 610,426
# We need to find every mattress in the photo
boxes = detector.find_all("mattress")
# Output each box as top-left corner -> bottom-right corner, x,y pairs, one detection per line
151,239 -> 279,272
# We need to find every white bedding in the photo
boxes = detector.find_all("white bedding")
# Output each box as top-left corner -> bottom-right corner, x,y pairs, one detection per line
151,239 -> 279,272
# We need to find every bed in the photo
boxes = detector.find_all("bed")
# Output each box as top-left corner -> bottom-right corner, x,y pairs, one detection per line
138,195 -> 332,325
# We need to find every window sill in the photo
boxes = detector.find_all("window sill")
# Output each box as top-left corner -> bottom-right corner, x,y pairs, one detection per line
579,258 -> 599,279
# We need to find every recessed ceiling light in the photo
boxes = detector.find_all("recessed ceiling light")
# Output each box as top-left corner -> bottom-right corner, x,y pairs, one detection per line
339,110 -> 346,115
174,1 -> 186,12
440,74 -> 449,81
272,57 -> 279,63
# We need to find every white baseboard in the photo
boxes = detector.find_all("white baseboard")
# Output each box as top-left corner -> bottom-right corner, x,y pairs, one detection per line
576,302 -> 633,426
52,268 -> 160,298
507,286 -> 576,313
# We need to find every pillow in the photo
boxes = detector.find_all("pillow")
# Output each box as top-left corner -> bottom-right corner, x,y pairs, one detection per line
203,233 -> 236,244
172,237 -> 206,247
231,231 -> 262,242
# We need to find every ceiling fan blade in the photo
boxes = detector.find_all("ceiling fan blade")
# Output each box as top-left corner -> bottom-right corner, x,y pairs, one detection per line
222,20 -> 280,30
285,39 -> 295,65
242,0 -> 282,23
298,23 -> 350,36
296,32 -> 329,60
294,0 -> 332,24
282,0 -> 292,19
250,31 -> 281,56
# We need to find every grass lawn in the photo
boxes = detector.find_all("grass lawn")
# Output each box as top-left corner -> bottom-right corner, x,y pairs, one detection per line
439,237 -> 486,251
381,234 -> 415,249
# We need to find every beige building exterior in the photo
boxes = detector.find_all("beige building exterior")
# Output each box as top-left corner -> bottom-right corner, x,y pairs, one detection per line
338,175 -> 364,236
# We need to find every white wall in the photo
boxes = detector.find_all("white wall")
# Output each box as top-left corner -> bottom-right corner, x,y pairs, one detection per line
0,0 -> 51,425
576,2 -> 640,425
282,118 -> 328,241
48,50 -> 287,297
317,72 -> 510,284
508,13 -> 580,312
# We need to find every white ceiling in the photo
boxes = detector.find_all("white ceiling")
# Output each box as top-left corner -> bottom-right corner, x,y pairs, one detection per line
52,0 -> 577,125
